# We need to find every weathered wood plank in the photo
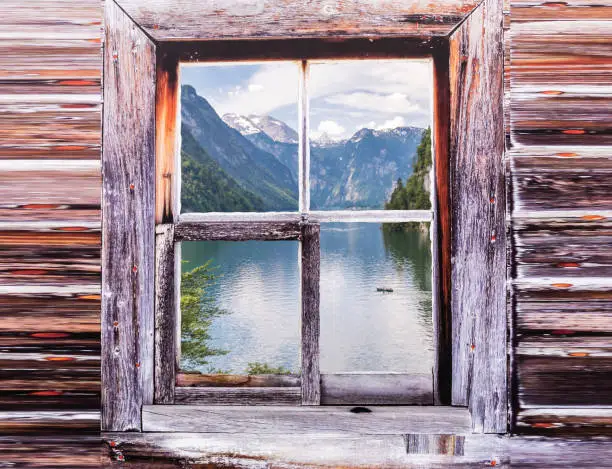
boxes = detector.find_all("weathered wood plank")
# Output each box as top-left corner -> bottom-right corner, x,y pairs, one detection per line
104,431 -> 612,467
511,0 -> 612,22
514,217 -> 612,277
174,387 -> 301,405
0,411 -> 99,435
173,221 -> 302,242
513,172 -> 612,211
176,372 -> 300,388
514,280 -> 612,333
0,436 -> 102,468
116,0 -> 481,41
101,0 -> 156,432
516,408 -> 612,435
0,225 -> 100,285
155,51 -> 179,224
517,336 -> 612,407
449,0 -> 507,433
300,223 -> 320,406
154,225 -> 175,404
510,21 -> 612,145
0,160 -> 100,222
142,405 -> 472,434
321,373 -> 433,405
432,42 -> 452,406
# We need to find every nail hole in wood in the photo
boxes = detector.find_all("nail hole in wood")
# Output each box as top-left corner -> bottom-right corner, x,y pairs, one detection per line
350,406 -> 372,414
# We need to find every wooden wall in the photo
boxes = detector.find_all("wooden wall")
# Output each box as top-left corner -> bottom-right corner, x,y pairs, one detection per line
0,0 -> 103,454
0,0 -> 610,459
507,1 -> 612,434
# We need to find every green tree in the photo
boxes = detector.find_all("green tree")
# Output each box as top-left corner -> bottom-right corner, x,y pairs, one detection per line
180,261 -> 229,370
384,128 -> 432,231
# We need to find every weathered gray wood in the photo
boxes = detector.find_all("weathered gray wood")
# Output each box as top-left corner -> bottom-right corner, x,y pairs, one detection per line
174,387 -> 301,405
174,221 -> 302,242
309,210 -> 432,223
115,0 -> 482,41
514,216 -> 612,278
154,224 -> 175,404
516,336 -> 612,407
176,372 -> 300,388
405,434 -> 465,456
179,212 -> 301,223
142,405 -> 472,434
448,0 -> 507,433
101,0 -> 157,432
514,279 -> 612,333
103,431 -> 612,466
300,223 -> 320,405
516,407 -> 612,436
299,60 -> 309,213
321,374 -> 433,405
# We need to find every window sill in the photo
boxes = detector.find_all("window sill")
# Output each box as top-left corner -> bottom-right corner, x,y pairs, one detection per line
141,405 -> 470,434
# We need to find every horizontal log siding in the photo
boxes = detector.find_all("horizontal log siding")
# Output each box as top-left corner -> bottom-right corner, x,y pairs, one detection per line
0,0 -> 102,442
510,0 -> 612,433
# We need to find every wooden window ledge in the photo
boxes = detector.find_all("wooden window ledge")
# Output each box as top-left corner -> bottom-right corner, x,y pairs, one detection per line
141,405 -> 470,434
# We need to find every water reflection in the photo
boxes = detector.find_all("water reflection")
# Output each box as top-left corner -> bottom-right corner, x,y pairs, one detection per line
180,223 -> 433,375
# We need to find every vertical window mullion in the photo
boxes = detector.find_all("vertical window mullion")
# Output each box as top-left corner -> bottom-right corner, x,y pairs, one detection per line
300,222 -> 320,405
298,60 -> 310,215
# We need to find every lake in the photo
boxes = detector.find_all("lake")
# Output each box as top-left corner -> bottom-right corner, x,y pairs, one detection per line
180,223 -> 434,375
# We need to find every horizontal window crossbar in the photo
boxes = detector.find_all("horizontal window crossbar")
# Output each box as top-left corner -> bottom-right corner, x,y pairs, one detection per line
172,221 -> 302,242
177,210 -> 433,225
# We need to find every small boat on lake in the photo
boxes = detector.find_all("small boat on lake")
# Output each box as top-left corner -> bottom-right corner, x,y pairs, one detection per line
376,287 -> 394,293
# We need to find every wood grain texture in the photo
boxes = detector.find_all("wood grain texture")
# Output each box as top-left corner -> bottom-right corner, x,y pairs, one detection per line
449,0 -> 507,433
176,373 -> 300,388
514,279 -> 612,333
101,0 -> 156,431
300,223 -> 320,406
174,221 -> 302,241
510,20 -> 612,145
116,0 -> 481,41
517,336 -> 612,409
0,436 -> 102,468
155,51 -> 179,225
174,387 -> 301,405
320,373 -> 433,405
0,223 -> 100,285
103,432 -> 612,467
142,405 -> 472,434
514,216 -> 612,277
154,225 -> 175,404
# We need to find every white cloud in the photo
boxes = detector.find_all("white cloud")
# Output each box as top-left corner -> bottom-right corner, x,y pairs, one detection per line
312,120 -> 346,139
379,116 -> 406,130
325,92 -> 420,114
248,83 -> 264,92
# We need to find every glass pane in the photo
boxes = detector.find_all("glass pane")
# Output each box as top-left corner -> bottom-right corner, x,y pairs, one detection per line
180,63 -> 299,212
320,222 -> 434,373
309,60 -> 433,211
180,241 -> 300,375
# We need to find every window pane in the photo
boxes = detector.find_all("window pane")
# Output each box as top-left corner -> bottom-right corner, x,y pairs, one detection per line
180,241 -> 300,375
320,223 -> 434,373
309,60 -> 432,211
180,63 -> 299,213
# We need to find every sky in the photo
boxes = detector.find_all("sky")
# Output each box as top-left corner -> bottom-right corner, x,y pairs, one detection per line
181,59 -> 432,141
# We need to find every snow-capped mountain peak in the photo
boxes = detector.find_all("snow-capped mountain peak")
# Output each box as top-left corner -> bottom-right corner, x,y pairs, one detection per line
222,113 -> 298,144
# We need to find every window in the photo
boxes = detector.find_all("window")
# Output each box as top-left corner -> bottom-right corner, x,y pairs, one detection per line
102,0 -> 506,437
153,59 -> 437,406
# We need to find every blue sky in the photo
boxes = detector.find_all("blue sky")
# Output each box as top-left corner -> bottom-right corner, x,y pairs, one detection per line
181,59 -> 432,140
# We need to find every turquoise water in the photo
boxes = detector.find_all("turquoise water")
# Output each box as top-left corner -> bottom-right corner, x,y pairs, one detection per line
180,223 -> 434,375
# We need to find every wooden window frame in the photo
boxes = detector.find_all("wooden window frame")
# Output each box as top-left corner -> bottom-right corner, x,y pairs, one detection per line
102,0 -> 506,435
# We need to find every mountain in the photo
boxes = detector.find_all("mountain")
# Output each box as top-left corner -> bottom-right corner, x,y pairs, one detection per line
181,85 -> 425,211
224,114 -> 298,144
181,85 -> 298,211
181,127 -> 266,212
